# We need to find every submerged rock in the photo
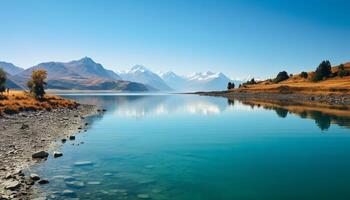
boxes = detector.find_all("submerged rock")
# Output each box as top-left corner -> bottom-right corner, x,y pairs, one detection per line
66,181 -> 85,188
62,190 -> 77,197
103,173 -> 113,177
74,161 -> 94,166
87,181 -> 101,185
69,136 -> 75,140
137,194 -> 151,199
32,151 -> 49,159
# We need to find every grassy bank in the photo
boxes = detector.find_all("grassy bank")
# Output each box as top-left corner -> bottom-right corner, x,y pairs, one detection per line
0,90 -> 78,114
234,62 -> 350,95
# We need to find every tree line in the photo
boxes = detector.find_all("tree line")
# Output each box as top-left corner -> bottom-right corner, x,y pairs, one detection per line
227,60 -> 349,90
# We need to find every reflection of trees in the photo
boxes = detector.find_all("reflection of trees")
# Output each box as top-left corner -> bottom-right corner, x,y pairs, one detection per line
227,99 -> 234,106
275,107 -> 288,118
237,99 -> 350,131
309,111 -> 331,131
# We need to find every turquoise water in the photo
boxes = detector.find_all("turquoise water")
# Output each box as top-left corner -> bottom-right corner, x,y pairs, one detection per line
31,94 -> 350,200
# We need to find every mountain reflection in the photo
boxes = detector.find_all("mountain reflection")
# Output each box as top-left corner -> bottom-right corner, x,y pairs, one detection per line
62,94 -> 350,131
64,94 -> 228,117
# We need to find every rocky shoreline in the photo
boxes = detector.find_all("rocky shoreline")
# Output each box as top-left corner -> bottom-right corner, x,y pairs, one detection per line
0,104 -> 101,200
196,91 -> 350,106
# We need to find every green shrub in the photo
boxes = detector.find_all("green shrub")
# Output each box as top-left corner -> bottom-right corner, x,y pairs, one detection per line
227,82 -> 235,90
300,71 -> 308,78
312,60 -> 331,82
338,69 -> 349,78
273,71 -> 289,83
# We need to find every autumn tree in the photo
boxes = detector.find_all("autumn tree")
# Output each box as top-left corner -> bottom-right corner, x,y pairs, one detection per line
0,68 -> 6,95
27,70 -> 47,99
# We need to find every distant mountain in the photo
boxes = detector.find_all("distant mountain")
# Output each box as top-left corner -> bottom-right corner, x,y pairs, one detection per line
0,61 -> 24,75
6,73 -> 25,90
159,71 -> 187,90
118,65 -> 172,91
160,71 -> 241,92
186,71 -> 233,91
12,57 -> 149,91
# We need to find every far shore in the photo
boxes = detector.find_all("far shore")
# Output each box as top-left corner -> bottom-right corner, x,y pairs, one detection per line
194,90 -> 350,107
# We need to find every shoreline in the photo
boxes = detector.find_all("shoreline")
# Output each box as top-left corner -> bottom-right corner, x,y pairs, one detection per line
195,90 -> 350,107
0,104 -> 100,200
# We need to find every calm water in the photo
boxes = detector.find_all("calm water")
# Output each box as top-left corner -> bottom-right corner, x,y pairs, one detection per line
30,94 -> 350,200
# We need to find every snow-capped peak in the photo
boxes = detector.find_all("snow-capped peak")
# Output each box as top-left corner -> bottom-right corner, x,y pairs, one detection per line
130,65 -> 150,73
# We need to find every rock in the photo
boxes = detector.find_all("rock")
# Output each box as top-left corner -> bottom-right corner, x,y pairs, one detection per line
30,173 -> 40,181
84,122 -> 89,126
137,194 -> 151,199
24,177 -> 35,185
32,151 -> 49,159
32,197 -> 46,200
5,173 -> 13,179
0,195 -> 10,200
20,124 -> 29,129
87,181 -> 101,185
53,152 -> 63,158
38,179 -> 49,184
69,136 -> 75,140
144,165 -> 154,169
62,138 -> 67,143
4,180 -> 20,190
62,190 -> 77,197
66,181 -> 85,188
74,161 -> 93,166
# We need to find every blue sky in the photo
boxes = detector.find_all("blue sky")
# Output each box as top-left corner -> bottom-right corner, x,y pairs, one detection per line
0,0 -> 349,79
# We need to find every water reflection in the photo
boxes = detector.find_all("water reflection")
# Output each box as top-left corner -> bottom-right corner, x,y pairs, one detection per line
62,94 -> 350,131
64,94 -> 228,117
238,100 -> 350,131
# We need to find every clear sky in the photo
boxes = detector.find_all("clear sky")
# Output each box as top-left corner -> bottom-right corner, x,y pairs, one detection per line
1,0 -> 349,79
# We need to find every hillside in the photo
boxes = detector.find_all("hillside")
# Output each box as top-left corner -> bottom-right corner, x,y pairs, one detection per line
0,61 -> 24,75
235,62 -> 350,95
12,57 -> 150,91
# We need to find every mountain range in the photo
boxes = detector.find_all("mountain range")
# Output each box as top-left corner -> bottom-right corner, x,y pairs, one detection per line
0,57 -> 237,92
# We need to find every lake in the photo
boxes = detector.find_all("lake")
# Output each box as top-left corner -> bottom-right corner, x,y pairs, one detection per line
30,94 -> 350,200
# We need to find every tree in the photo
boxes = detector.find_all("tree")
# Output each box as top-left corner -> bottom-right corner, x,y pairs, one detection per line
338,69 -> 348,78
312,60 -> 331,81
227,82 -> 235,90
338,64 -> 345,71
300,71 -> 308,78
0,68 -> 6,95
248,78 -> 256,84
273,71 -> 289,83
27,70 -> 47,99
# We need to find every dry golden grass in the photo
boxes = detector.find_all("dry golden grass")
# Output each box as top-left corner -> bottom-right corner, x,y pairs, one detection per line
236,62 -> 350,95
0,90 -> 78,114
